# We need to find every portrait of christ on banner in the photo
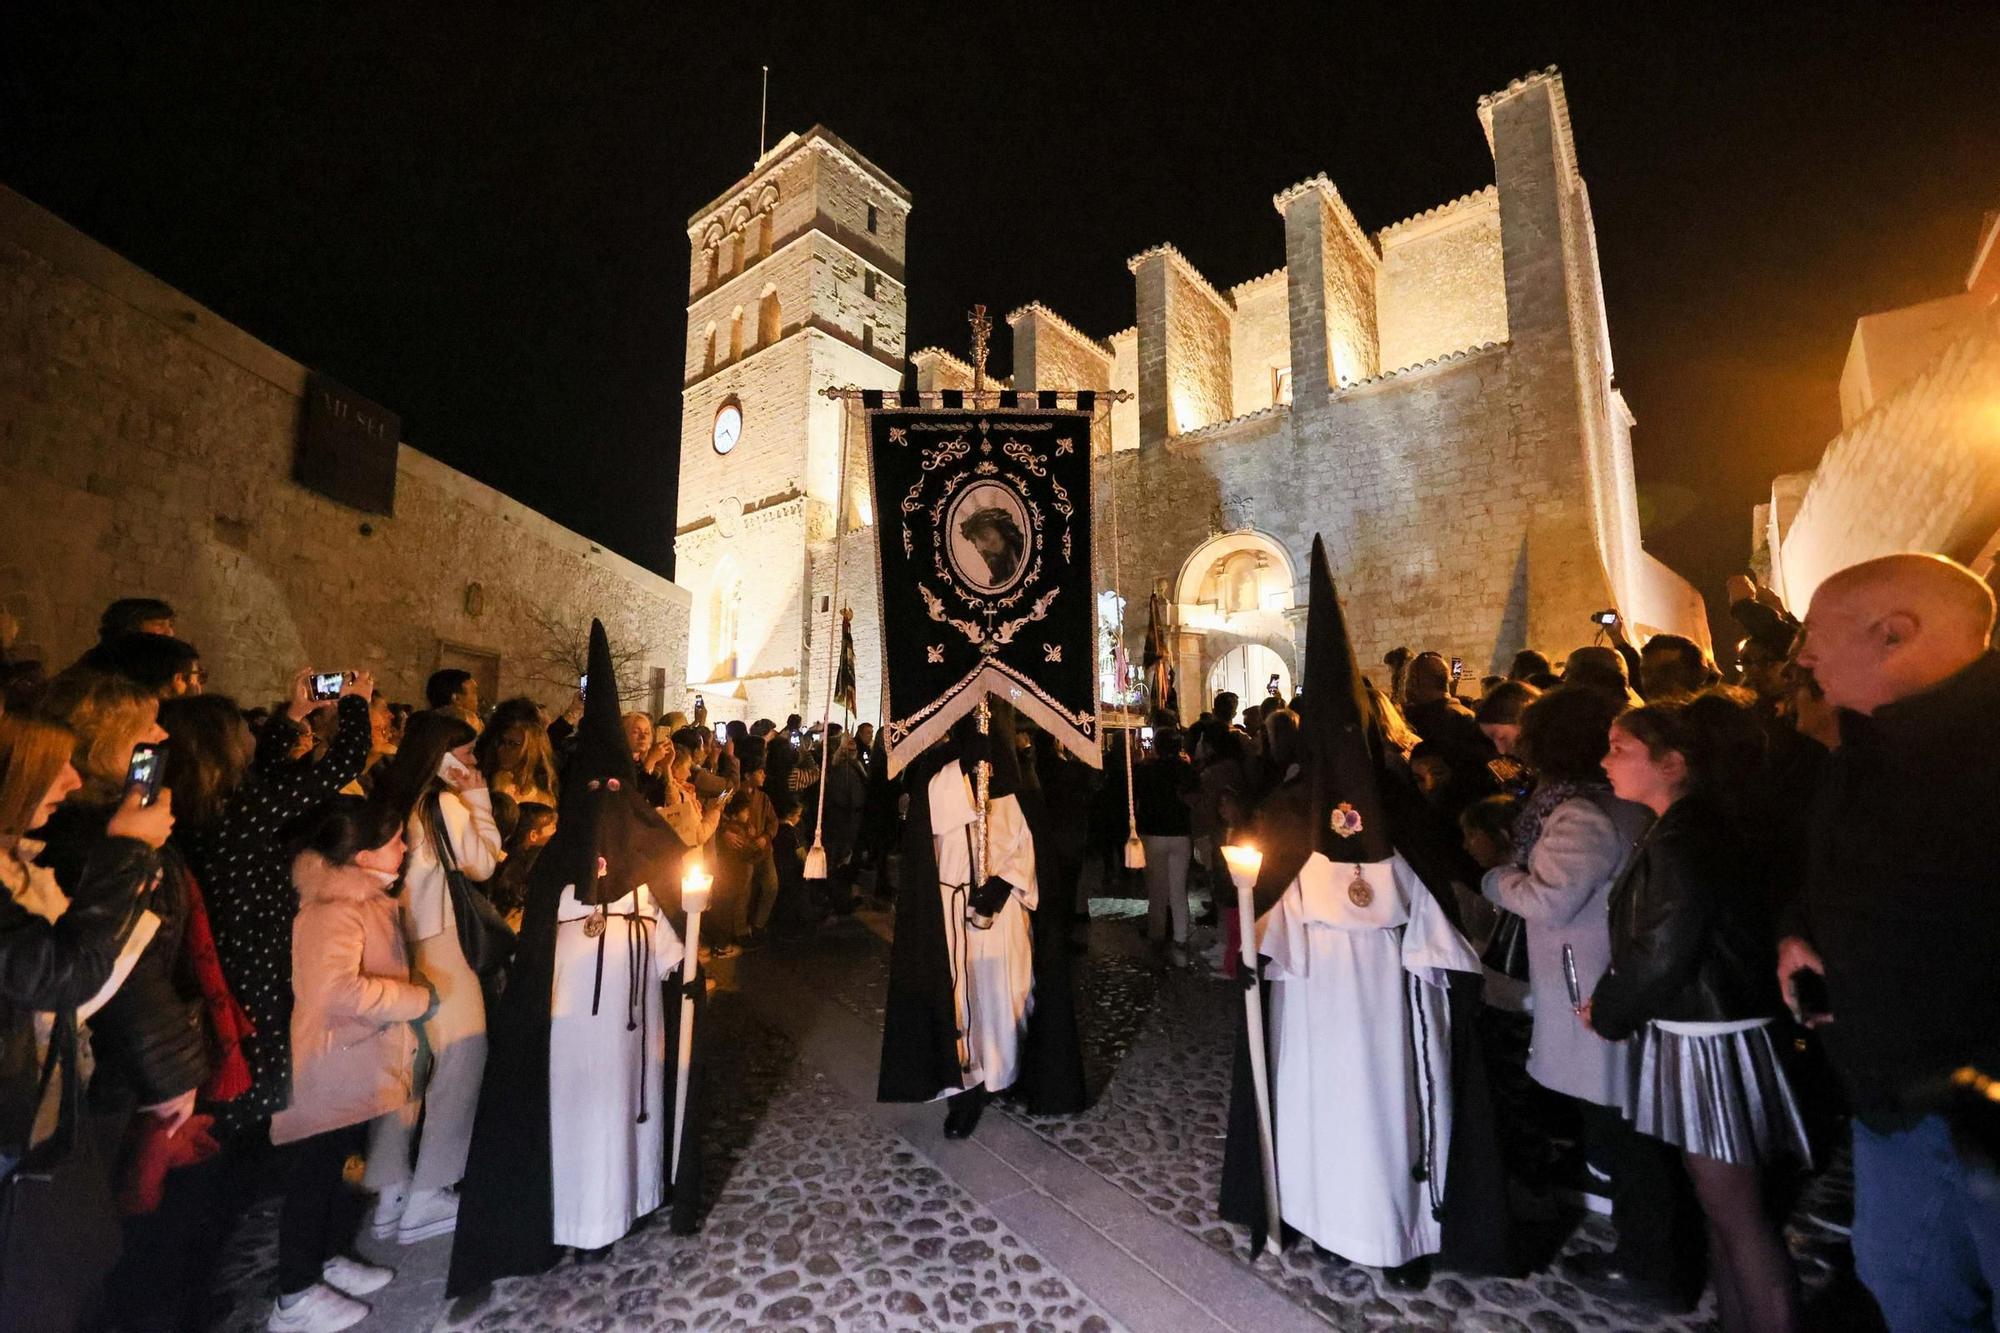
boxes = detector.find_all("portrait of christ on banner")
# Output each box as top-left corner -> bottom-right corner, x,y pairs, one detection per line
946,481 -> 1030,595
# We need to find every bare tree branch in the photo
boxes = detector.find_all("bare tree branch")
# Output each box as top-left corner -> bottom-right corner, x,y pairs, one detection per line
523,603 -> 654,705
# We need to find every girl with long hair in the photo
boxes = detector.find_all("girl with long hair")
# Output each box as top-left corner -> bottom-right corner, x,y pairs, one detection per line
0,713 -> 169,1332
1588,689 -> 1809,1332
362,709 -> 501,1244
159,671 -> 375,1137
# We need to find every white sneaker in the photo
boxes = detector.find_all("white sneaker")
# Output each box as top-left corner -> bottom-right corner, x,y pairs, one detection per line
322,1254 -> 394,1296
266,1282 -> 369,1332
369,1184 -> 407,1240
396,1185 -> 459,1243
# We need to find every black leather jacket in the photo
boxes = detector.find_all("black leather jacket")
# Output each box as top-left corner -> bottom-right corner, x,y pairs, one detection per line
37,804 -> 209,1110
1591,796 -> 1783,1041
0,836 -> 156,1166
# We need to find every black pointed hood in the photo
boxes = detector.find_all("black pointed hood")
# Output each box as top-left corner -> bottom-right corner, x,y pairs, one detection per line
1301,536 -> 1395,864
539,620 -> 688,908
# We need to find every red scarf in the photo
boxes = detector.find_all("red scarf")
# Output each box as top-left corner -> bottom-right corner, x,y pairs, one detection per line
180,867 -> 254,1103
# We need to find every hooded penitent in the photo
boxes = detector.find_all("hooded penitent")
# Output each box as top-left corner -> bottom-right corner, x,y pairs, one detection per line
447,621 -> 702,1295
539,621 -> 688,912
877,696 -> 1085,1114
1219,537 -> 1516,1274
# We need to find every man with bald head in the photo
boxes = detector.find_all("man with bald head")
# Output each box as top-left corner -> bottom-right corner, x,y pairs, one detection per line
1786,552 -> 2000,1331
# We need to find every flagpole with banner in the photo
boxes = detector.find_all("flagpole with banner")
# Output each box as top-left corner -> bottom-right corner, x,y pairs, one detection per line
827,310 -> 1129,779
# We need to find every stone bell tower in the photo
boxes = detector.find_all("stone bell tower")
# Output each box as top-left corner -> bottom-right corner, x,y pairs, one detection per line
675,127 -> 908,723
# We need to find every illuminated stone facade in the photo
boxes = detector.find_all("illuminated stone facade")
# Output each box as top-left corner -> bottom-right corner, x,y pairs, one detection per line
682,71 -> 1709,725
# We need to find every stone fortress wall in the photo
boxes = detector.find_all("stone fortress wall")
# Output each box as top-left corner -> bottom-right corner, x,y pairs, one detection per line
681,69 -> 1710,727
0,185 -> 691,712
974,69 -> 1706,709
1754,212 -> 2000,613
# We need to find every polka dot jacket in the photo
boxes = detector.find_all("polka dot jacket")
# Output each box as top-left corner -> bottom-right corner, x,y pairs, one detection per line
175,695 -> 370,1133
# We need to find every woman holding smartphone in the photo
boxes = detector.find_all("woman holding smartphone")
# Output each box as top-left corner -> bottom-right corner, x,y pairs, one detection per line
363,711 -> 500,1244
1587,692 -> 1807,1333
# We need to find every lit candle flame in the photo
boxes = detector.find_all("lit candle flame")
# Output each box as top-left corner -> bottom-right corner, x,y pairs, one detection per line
681,860 -> 713,913
1220,843 -> 1262,892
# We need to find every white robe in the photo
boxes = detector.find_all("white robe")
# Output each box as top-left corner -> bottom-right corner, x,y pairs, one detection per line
1261,851 -> 1480,1267
548,882 -> 685,1249
927,761 -> 1037,1099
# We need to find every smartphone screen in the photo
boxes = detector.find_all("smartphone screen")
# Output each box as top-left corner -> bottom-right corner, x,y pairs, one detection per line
309,671 -> 344,701
1139,725 -> 1155,745
1450,657 -> 1464,678
579,673 -> 589,695
127,742 -> 163,807
694,693 -> 705,711
714,721 -> 729,743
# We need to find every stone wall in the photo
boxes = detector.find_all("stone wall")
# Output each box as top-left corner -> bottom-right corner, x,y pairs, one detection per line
0,185 -> 690,712
1131,247 -> 1234,440
1227,271 -> 1290,416
1375,188 -> 1508,372
1774,305 -> 2000,611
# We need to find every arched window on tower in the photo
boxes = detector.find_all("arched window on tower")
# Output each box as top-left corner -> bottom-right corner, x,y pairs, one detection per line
710,561 -> 743,680
758,287 -> 781,346
729,306 -> 744,361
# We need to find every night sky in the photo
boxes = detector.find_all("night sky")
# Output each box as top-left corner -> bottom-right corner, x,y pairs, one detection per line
4,3 -> 1996,639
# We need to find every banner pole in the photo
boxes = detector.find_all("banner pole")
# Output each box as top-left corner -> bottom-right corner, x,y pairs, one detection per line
806,403 -> 850,880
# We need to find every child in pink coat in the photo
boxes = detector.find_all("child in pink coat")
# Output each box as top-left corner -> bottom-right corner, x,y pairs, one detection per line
268,800 -> 435,1333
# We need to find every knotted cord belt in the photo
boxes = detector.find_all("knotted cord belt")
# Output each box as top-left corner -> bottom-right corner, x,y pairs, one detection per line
947,824 -> 982,1084
589,905 -> 656,1125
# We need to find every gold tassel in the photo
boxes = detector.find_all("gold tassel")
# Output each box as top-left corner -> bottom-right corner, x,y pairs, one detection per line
803,843 -> 828,880
1124,835 -> 1146,870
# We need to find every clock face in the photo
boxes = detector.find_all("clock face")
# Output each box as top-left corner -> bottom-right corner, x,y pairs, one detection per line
713,401 -> 742,455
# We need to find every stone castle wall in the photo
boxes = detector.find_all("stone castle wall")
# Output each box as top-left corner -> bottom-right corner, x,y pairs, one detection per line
1375,188 -> 1509,372
0,186 -> 690,711
1773,305 -> 2000,611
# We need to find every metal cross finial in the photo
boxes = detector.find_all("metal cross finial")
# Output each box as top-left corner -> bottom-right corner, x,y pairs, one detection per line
969,304 -> 991,394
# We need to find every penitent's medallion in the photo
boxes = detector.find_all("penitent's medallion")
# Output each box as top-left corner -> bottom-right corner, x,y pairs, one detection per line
1347,865 -> 1374,909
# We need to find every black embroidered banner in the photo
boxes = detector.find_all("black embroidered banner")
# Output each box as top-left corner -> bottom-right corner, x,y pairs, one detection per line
868,406 -> 1099,774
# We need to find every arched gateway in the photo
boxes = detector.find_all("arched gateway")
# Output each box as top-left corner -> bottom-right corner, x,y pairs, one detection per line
1169,530 -> 1301,722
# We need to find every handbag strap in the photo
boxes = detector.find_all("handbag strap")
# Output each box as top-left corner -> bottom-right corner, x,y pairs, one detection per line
424,792 -> 466,882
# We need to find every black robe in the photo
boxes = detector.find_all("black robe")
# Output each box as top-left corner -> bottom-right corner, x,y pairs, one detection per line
445,876 -> 707,1296
1217,762 -> 1516,1274
876,743 -> 1086,1114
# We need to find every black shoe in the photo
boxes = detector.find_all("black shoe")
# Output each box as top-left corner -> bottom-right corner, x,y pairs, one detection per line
573,1243 -> 615,1265
942,1089 -> 987,1140
1381,1256 -> 1431,1291
1561,1252 -> 1684,1309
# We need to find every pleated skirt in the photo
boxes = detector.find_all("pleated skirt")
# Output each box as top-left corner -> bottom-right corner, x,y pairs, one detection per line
1631,1021 -> 1812,1167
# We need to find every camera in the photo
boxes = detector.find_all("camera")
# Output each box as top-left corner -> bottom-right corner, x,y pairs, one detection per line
126,742 -> 164,807
308,671 -> 345,702
1592,610 -> 1618,626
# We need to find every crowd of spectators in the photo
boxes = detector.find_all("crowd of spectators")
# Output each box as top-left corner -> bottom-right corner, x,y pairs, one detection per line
0,597 -> 904,1331
1,551 -> 1994,1332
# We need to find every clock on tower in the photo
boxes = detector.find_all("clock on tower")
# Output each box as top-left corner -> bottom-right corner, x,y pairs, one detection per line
712,399 -> 742,455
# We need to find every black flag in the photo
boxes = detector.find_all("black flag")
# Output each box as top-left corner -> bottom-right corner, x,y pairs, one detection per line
867,405 -> 1098,774
834,606 -> 857,715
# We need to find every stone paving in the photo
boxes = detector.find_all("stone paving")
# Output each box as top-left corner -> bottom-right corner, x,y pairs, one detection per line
202,877 -> 1870,1332
825,889 -> 1864,1332
206,989 -> 1117,1333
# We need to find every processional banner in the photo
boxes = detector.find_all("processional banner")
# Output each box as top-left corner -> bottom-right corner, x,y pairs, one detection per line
867,396 -> 1099,775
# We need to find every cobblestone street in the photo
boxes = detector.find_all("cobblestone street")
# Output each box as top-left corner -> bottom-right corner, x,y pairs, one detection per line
206,884 -> 1863,1332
